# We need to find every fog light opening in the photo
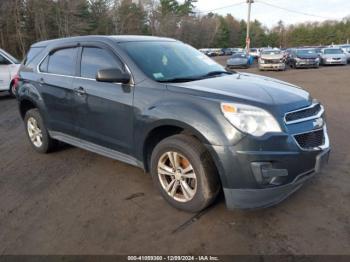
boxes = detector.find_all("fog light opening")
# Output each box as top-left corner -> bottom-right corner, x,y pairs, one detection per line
251,162 -> 288,186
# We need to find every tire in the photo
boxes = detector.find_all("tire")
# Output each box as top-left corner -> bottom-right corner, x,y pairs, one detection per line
9,82 -> 16,98
24,108 -> 57,153
150,134 -> 220,212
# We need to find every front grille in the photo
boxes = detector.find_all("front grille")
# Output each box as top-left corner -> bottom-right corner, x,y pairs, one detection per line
303,59 -> 316,63
285,103 -> 322,123
294,129 -> 324,150
265,59 -> 281,64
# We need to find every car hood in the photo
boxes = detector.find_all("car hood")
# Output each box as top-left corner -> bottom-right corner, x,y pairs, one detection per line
260,54 -> 283,59
166,73 -> 311,116
296,54 -> 318,59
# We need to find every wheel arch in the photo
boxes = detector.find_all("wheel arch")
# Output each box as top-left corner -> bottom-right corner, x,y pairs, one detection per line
141,120 -> 220,175
19,98 -> 38,119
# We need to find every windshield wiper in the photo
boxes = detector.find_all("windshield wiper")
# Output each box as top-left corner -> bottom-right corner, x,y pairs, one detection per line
201,70 -> 234,78
157,71 -> 234,83
157,77 -> 202,83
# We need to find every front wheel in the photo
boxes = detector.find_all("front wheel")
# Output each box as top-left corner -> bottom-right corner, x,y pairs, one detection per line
150,134 -> 220,212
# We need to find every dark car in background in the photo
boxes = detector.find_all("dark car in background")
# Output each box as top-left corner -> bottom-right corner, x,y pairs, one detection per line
16,36 -> 330,212
287,48 -> 320,69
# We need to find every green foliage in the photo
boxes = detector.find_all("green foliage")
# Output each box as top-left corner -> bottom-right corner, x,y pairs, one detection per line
214,16 -> 230,48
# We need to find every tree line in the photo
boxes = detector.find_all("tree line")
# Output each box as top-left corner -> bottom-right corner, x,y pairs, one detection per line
1,0 -> 350,59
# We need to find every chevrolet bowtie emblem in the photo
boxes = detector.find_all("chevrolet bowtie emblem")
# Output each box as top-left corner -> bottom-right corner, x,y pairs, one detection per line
313,118 -> 324,129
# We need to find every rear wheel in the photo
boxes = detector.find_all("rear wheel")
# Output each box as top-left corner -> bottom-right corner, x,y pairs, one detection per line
24,109 -> 57,153
9,82 -> 16,97
150,134 -> 220,212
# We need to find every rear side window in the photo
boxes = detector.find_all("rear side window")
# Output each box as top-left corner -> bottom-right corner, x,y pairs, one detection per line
46,48 -> 77,76
80,47 -> 123,79
24,47 -> 44,65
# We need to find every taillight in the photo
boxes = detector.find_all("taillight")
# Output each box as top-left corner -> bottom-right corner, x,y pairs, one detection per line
13,74 -> 19,90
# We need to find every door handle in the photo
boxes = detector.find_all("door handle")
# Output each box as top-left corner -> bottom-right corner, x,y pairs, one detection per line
74,86 -> 86,95
38,77 -> 45,84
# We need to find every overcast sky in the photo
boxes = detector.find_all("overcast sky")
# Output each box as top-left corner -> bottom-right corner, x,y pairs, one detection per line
191,0 -> 350,28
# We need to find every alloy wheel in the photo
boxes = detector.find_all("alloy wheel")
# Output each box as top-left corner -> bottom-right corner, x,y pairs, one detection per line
157,151 -> 197,202
27,117 -> 43,147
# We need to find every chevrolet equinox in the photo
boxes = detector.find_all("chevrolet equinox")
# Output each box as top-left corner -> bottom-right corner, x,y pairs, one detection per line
16,36 -> 330,212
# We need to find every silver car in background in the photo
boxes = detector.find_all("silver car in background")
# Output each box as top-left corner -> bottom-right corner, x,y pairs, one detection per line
226,53 -> 250,69
258,49 -> 286,71
320,48 -> 347,65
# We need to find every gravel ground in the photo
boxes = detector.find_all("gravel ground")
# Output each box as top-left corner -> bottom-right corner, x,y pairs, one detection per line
0,59 -> 349,255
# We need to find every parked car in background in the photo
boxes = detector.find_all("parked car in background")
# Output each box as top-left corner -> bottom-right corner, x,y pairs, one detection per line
17,35 -> 330,212
199,48 -> 208,55
338,44 -> 350,63
206,48 -> 224,57
283,48 -> 294,60
226,52 -> 250,69
320,48 -> 347,65
287,48 -> 320,69
231,48 -> 244,54
258,49 -> 286,71
249,48 -> 259,59
0,49 -> 20,97
222,48 -> 233,56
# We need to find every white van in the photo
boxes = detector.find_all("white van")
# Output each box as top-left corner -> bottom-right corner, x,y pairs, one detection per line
0,49 -> 20,96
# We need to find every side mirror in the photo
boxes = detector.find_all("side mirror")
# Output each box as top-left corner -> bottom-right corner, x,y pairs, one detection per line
96,68 -> 131,84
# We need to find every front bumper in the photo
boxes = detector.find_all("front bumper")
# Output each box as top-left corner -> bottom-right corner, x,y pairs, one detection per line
295,61 -> 319,68
210,123 -> 330,209
223,148 -> 330,209
323,59 -> 347,65
259,63 -> 285,70
227,64 -> 248,69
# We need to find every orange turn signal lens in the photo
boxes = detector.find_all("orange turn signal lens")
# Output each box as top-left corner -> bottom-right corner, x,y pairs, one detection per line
222,104 -> 237,113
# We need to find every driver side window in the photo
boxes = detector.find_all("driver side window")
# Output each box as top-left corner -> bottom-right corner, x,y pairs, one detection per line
80,47 -> 124,79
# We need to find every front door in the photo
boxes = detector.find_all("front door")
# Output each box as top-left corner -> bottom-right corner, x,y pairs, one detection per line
72,45 -> 134,155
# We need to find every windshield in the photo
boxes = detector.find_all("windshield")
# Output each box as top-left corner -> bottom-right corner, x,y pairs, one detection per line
262,50 -> 281,55
324,49 -> 343,54
296,49 -> 316,55
232,53 -> 247,58
120,41 -> 225,82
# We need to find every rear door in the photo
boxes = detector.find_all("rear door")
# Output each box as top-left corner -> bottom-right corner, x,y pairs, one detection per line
37,46 -> 80,136
72,44 -> 134,154
0,53 -> 11,91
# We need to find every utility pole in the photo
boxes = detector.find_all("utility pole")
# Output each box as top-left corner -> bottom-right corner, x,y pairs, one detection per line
246,0 -> 254,54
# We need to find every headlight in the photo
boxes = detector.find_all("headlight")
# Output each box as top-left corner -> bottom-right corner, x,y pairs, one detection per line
295,57 -> 301,62
259,59 -> 265,64
221,103 -> 281,136
315,57 -> 320,62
